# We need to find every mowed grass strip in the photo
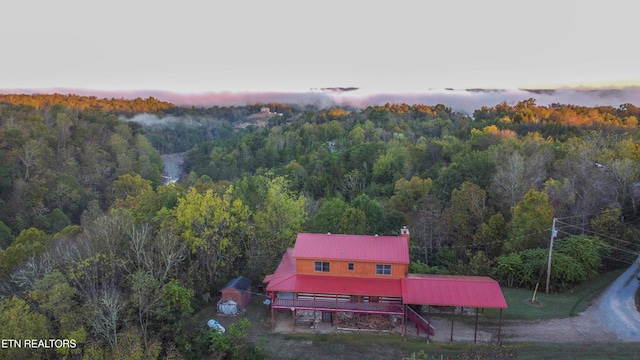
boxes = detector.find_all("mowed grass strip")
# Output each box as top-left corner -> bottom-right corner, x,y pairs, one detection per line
512,342 -> 640,360
484,269 -> 625,321
279,333 -> 640,360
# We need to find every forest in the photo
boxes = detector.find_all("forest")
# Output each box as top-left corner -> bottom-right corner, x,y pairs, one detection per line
0,94 -> 639,359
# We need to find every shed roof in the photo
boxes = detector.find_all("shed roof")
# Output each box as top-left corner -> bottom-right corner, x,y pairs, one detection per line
291,233 -> 409,264
221,276 -> 252,291
401,274 -> 508,309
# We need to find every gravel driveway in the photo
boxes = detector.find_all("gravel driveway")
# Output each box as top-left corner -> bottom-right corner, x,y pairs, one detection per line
503,258 -> 640,343
595,258 -> 640,341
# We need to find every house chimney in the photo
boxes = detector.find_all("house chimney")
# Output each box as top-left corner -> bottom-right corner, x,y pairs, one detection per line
400,226 -> 410,243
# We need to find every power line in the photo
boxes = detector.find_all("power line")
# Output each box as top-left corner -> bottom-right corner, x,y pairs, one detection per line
599,254 -> 637,266
554,203 -> 640,223
554,229 -> 639,256
442,228 -> 552,250
554,213 -> 597,221
555,219 -> 640,248
547,215 -> 640,293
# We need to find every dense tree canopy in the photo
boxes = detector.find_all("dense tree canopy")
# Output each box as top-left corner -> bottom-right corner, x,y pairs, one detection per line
1,94 -> 639,358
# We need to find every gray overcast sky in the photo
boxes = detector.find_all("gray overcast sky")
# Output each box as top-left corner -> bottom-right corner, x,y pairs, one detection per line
1,1 -> 638,94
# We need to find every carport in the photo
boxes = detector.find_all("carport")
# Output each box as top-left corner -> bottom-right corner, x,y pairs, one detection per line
401,274 -> 508,343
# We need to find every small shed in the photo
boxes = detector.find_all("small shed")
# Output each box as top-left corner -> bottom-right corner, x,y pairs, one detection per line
220,276 -> 252,308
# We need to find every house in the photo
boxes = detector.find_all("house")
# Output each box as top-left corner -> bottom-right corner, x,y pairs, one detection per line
264,228 -> 508,341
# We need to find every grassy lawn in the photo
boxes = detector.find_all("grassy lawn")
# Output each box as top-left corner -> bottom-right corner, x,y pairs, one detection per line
511,342 -> 640,360
483,269 -> 625,321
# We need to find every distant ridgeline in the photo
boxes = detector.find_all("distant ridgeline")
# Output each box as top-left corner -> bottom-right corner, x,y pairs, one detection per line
0,93 -> 175,114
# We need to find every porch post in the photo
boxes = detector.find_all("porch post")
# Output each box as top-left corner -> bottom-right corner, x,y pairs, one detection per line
292,308 -> 296,333
427,305 -> 431,342
313,294 -> 317,333
498,308 -> 503,345
270,293 -> 275,331
450,307 -> 455,342
403,304 -> 407,336
474,307 -> 479,344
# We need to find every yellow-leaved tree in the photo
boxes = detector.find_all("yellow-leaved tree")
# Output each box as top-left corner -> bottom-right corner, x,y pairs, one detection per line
174,186 -> 249,290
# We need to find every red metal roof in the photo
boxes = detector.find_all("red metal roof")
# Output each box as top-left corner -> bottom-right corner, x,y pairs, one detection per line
291,233 -> 409,264
401,274 -> 508,309
263,248 -> 296,285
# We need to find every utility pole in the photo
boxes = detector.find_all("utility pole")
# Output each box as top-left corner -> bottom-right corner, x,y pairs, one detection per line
545,218 -> 558,294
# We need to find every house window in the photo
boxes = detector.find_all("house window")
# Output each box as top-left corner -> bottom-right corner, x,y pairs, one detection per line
348,263 -> 354,271
314,261 -> 330,272
376,264 -> 391,275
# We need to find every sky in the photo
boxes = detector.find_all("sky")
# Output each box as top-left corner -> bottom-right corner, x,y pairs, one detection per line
1,1 -> 639,98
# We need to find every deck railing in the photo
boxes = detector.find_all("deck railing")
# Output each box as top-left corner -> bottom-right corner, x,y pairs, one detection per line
271,297 -> 404,315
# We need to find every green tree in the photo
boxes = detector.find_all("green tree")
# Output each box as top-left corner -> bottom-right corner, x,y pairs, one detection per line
590,208 -> 639,268
507,189 -> 554,251
493,252 -> 524,288
134,134 -> 163,187
128,270 -> 160,351
339,207 -> 367,235
29,270 -> 87,356
445,182 -> 488,251
474,212 -> 507,259
110,132 -> 135,176
156,279 -> 194,345
313,197 -> 347,233
208,318 -> 250,360
244,176 -> 307,278
555,235 -> 604,278
0,227 -> 47,279
0,220 -> 14,249
112,174 -> 153,201
432,150 -> 494,201
390,176 -> 432,215
47,208 -> 71,234
0,296 -> 50,360
351,193 -> 386,235
175,187 -> 249,287
467,250 -> 492,276
372,153 -> 396,185
543,178 -> 575,216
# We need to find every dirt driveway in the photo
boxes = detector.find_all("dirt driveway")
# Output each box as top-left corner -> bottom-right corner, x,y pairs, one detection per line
265,305 -> 618,344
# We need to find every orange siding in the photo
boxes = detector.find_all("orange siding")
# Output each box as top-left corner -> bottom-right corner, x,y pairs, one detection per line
296,259 -> 407,279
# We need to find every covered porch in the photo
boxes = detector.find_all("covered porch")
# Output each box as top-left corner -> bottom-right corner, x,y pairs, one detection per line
402,274 -> 508,343
271,295 -> 404,315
